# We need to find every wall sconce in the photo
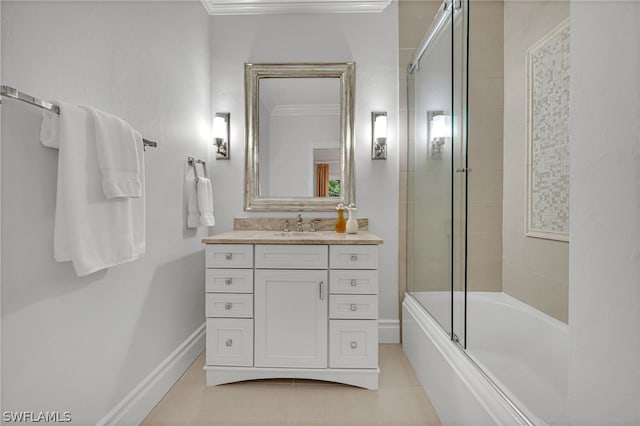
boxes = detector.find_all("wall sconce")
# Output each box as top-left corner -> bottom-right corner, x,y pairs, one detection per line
371,111 -> 388,160
428,111 -> 451,157
212,112 -> 230,160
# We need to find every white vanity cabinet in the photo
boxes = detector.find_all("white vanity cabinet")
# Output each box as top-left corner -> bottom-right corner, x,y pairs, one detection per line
254,244 -> 329,368
204,244 -> 254,368
203,233 -> 382,390
328,245 -> 379,369
255,268 -> 328,368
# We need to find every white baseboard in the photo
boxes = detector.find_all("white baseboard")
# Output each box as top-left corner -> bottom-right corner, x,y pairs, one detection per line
378,319 -> 400,343
97,323 -> 206,426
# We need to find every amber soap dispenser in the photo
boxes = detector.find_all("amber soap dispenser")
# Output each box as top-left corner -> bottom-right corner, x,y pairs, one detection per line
335,203 -> 346,233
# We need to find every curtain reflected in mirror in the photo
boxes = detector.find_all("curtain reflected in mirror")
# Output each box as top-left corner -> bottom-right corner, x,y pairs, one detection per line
316,164 -> 329,197
313,148 -> 340,198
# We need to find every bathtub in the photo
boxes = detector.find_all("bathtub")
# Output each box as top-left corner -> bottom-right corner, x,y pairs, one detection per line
403,291 -> 568,426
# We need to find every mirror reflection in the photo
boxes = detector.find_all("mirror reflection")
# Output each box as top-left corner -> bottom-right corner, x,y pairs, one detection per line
258,78 -> 341,197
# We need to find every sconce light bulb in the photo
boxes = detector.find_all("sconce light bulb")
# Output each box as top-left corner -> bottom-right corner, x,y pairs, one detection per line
430,114 -> 451,140
373,115 -> 388,140
213,116 -> 227,141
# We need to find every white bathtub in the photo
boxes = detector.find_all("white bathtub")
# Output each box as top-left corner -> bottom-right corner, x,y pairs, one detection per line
403,292 -> 568,426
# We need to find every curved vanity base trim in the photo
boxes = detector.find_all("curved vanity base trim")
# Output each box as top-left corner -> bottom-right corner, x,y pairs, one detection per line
204,366 -> 379,390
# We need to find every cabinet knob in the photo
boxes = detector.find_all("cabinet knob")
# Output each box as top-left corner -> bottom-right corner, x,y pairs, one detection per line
350,279 -> 357,287
226,339 -> 233,347
225,278 -> 232,285
225,303 -> 233,310
350,341 -> 358,349
350,255 -> 358,261
225,253 -> 233,260
350,304 -> 357,311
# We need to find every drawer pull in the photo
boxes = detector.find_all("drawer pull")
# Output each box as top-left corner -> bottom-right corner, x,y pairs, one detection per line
225,253 -> 233,260
350,279 -> 357,287
350,341 -> 358,349
350,304 -> 357,311
225,303 -> 233,310
350,255 -> 358,261
226,339 -> 233,347
225,278 -> 232,285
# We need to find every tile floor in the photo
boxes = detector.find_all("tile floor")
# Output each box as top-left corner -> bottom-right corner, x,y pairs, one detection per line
142,344 -> 441,426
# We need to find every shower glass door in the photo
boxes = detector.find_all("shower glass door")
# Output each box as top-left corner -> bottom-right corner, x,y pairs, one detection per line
406,0 -> 468,343
452,0 -> 469,348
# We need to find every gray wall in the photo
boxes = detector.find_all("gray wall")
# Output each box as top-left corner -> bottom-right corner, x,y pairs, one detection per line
568,1 -> 640,423
209,7 -> 401,326
1,2 -> 210,422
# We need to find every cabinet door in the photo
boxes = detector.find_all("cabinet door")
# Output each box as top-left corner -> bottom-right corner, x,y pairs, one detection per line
255,269 -> 328,368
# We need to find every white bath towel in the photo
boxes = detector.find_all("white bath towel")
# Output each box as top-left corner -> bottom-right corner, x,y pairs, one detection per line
53,102 -> 145,276
40,110 -> 60,149
197,177 -> 216,226
86,106 -> 141,199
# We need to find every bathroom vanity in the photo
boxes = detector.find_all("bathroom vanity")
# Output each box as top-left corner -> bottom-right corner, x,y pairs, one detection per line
201,231 -> 383,389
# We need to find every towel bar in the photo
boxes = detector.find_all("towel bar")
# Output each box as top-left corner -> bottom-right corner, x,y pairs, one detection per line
188,156 -> 208,182
0,85 -> 158,149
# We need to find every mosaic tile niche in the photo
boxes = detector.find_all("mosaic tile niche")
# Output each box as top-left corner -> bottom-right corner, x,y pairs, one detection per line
526,20 -> 570,241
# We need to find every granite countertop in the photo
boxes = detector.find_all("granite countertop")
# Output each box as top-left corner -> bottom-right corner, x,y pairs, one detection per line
201,230 -> 383,245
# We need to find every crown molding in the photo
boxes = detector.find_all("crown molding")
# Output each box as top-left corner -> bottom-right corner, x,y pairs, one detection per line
201,0 -> 392,15
271,104 -> 340,116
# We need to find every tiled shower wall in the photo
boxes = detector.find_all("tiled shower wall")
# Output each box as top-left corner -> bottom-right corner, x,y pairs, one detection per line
502,0 -> 569,323
466,1 -> 504,292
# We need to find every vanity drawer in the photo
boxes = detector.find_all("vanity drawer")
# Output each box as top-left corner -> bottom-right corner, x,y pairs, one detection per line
329,245 -> 378,269
206,318 -> 253,366
330,270 -> 378,295
255,244 -> 328,269
206,269 -> 253,293
206,293 -> 253,318
206,244 -> 253,268
329,294 -> 378,319
329,319 -> 378,369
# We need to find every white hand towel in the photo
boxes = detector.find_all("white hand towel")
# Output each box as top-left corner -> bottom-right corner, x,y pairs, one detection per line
40,110 -> 60,149
53,102 -> 145,276
186,176 -> 200,229
85,106 -> 141,199
197,177 -> 216,226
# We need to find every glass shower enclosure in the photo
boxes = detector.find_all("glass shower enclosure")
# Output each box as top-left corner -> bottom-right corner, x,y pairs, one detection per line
405,2 -> 570,424
406,0 -> 468,347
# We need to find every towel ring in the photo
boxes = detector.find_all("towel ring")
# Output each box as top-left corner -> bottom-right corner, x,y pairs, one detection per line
188,156 -> 208,182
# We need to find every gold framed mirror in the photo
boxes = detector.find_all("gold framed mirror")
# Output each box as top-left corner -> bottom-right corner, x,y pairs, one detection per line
244,62 -> 355,211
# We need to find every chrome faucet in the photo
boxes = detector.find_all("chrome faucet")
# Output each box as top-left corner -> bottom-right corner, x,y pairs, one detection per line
296,214 -> 304,232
